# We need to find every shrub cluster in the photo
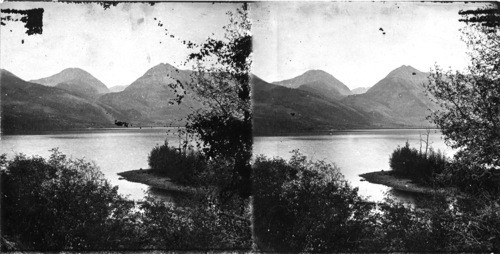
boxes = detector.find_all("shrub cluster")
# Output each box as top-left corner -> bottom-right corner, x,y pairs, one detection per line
389,142 -> 447,183
0,150 -> 251,251
148,141 -> 207,185
371,197 -> 500,252
434,150 -> 500,196
0,150 -> 138,251
252,151 -> 375,252
139,196 -> 252,250
252,151 -> 500,252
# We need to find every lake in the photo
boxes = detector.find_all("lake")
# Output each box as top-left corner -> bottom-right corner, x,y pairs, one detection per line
0,128 -> 186,200
0,128 -> 454,202
253,129 -> 455,202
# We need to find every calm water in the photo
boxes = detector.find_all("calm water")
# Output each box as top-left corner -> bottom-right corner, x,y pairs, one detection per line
0,128 -> 188,200
253,129 -> 455,202
1,128 -> 454,202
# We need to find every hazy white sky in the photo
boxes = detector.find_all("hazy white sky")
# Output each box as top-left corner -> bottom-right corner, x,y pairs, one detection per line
1,2 -> 490,89
251,1 -> 489,88
0,2 -> 237,87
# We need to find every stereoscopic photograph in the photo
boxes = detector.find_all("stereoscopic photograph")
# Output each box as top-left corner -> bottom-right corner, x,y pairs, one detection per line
1,0 -> 499,252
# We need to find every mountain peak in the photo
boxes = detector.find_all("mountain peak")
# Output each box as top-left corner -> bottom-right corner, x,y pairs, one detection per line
387,65 -> 422,77
143,63 -> 181,76
61,67 -> 87,72
57,68 -> 94,78
152,62 -> 177,70
0,69 -> 17,78
30,67 -> 109,94
303,69 -> 329,75
273,69 -> 352,100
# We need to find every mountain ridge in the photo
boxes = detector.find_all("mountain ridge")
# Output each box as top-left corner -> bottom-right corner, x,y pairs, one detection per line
273,69 -> 352,100
97,63 -> 201,126
2,64 -> 438,134
1,69 -> 115,134
343,65 -> 436,127
30,68 -> 110,99
253,74 -> 373,135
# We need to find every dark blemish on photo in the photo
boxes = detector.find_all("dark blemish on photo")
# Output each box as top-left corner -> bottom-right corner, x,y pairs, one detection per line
1,8 -> 44,35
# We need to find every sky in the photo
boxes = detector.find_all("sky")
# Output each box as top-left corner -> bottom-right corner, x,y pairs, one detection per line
0,1 -> 490,89
251,1 -> 489,88
0,2 -> 238,87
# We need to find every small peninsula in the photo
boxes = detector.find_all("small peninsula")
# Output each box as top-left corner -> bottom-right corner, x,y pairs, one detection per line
360,170 -> 459,196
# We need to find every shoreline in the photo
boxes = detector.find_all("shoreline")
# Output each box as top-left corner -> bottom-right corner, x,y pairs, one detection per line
4,127 -> 438,136
360,170 -> 457,196
118,169 -> 199,194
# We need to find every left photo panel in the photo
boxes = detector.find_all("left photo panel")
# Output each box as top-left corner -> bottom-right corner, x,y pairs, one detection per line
1,2 -> 252,251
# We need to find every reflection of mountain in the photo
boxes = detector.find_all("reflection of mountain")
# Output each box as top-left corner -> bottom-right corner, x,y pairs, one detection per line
342,65 -> 437,127
273,70 -> 352,100
31,68 -> 110,100
1,70 -> 115,134
252,75 -> 371,135
97,63 -> 201,126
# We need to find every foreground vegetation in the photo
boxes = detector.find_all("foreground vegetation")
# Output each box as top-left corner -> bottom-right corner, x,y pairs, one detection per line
2,147 -> 499,252
253,151 -> 500,252
0,150 -> 251,251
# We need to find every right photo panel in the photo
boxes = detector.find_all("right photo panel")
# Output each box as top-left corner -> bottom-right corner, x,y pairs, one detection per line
250,1 -> 500,252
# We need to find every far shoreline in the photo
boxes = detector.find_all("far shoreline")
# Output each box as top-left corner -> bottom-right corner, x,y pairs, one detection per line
2,126 -> 439,136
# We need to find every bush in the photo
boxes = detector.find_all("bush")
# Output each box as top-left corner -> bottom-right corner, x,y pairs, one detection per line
0,150 -> 252,251
140,195 -> 252,250
370,196 -> 500,252
389,142 -> 447,183
0,149 -> 140,251
434,150 -> 500,196
252,151 -> 375,252
252,150 -> 500,252
148,141 -> 207,185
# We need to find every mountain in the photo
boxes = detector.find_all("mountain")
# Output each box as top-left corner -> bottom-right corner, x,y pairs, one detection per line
109,85 -> 128,93
342,65 -> 437,127
252,75 -> 372,135
98,63 -> 201,126
1,69 -> 116,134
352,87 -> 370,95
30,68 -> 110,99
273,70 -> 352,100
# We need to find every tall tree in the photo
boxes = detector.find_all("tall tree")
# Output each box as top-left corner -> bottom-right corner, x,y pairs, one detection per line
172,5 -> 252,200
427,4 -> 500,169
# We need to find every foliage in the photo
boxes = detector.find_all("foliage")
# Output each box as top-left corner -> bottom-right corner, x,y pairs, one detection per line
0,149 -> 139,251
426,6 -> 500,170
425,6 -> 500,197
172,5 -> 253,199
1,150 -> 252,251
370,196 -> 500,252
252,151 -> 375,252
252,150 -> 500,252
389,142 -> 447,183
139,195 -> 252,250
434,151 -> 500,196
148,140 -> 207,186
